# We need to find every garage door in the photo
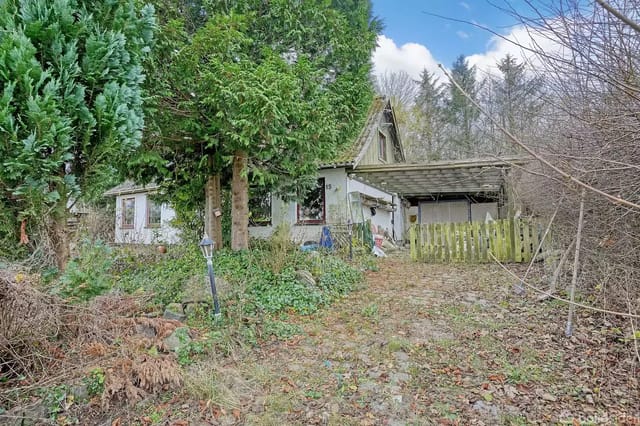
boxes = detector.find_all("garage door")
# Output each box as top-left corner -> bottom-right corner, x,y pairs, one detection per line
419,200 -> 469,224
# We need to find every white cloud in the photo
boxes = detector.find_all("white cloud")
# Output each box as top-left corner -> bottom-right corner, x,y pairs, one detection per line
465,24 -> 563,78
460,2 -> 470,11
372,24 -> 563,86
372,35 -> 444,81
456,30 -> 470,40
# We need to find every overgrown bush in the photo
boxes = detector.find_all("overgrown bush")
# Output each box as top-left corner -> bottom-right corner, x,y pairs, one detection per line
53,239 -> 113,302
111,239 -> 363,317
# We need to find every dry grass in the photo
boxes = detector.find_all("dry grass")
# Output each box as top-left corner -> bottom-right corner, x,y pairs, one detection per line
0,269 -> 185,412
0,268 -> 66,381
183,359 -> 258,410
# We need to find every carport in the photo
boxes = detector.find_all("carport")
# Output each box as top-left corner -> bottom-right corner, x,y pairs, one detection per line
349,157 -> 528,229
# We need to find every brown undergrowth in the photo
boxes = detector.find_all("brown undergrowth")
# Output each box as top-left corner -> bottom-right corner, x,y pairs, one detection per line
0,268 -> 184,412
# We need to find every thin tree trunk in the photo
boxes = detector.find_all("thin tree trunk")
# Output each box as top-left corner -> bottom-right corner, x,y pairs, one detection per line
231,150 -> 249,251
565,189 -> 586,337
204,172 -> 223,250
537,239 -> 575,301
52,207 -> 70,271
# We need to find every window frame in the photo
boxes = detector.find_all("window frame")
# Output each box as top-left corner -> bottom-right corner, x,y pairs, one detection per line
378,130 -> 388,162
296,178 -> 326,225
146,197 -> 162,228
121,197 -> 135,229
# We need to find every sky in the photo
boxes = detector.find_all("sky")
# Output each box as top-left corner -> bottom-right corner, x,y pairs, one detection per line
370,0 -> 555,80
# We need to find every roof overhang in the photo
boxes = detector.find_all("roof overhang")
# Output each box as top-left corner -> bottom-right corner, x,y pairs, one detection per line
103,181 -> 160,197
350,157 -> 529,198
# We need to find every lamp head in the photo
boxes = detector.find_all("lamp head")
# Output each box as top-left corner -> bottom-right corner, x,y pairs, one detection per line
199,234 -> 214,259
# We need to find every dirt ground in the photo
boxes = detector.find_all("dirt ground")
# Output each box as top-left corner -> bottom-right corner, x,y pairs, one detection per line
82,257 -> 640,425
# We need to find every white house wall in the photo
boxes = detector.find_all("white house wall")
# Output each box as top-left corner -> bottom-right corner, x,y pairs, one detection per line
248,167 -> 399,244
114,193 -> 180,244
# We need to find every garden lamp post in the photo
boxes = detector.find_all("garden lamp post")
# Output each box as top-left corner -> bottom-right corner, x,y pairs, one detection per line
199,234 -> 221,319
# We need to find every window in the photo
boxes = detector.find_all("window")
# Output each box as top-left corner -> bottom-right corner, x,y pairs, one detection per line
378,131 -> 388,162
249,189 -> 272,226
122,197 -> 135,229
146,198 -> 162,227
297,178 -> 326,225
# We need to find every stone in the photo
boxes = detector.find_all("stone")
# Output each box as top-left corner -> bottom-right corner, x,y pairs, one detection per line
393,351 -> 409,362
541,392 -> 557,402
3,401 -> 49,426
503,384 -> 518,399
472,400 -> 499,417
163,303 -> 186,322
390,372 -> 410,385
358,381 -> 378,393
71,383 -> 89,401
251,397 -> 265,414
181,275 -> 212,304
371,400 -> 389,413
368,369 -> 383,380
512,282 -> 527,296
391,394 -> 403,404
134,323 -> 156,338
163,326 -> 191,352
296,270 -> 316,287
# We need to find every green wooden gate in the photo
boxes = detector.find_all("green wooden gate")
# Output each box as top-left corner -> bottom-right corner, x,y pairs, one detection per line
409,219 -> 545,263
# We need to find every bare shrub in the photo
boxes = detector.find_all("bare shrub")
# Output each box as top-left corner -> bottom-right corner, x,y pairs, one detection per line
0,269 -> 65,380
508,1 -> 640,323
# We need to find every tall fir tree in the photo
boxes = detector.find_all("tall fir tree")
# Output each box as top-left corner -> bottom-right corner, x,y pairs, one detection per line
410,69 -> 447,160
446,55 -> 480,158
492,54 -> 544,153
0,0 -> 155,267
138,0 -> 379,250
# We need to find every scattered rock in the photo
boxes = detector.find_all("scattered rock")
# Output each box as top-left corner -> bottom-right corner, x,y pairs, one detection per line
296,270 -> 316,287
391,394 -> 403,404
535,388 -> 557,402
163,303 -> 186,322
163,326 -> 191,352
358,381 -> 378,393
371,400 -> 389,413
393,351 -> 409,362
184,301 -> 210,317
3,401 -> 49,426
134,322 -> 156,338
503,384 -> 518,399
472,400 -> 499,417
251,397 -> 265,414
181,275 -> 212,304
390,372 -> 410,385
541,392 -> 557,402
71,383 -> 89,401
368,369 -> 383,380
512,282 -> 526,296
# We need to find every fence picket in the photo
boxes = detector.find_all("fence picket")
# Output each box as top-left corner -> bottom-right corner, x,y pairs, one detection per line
410,220 -> 540,264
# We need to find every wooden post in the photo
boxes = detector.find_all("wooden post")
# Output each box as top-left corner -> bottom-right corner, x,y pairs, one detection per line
566,190 -> 586,337
409,225 -> 417,261
522,220 -> 532,262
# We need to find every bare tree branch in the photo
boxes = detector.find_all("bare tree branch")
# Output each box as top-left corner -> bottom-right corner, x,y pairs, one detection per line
439,63 -> 640,211
595,0 -> 640,34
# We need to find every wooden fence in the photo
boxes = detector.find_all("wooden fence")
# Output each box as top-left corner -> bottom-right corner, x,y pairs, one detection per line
409,219 -> 545,263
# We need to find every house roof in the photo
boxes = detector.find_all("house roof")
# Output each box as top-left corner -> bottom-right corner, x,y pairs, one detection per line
322,97 -> 404,169
103,180 -> 159,197
349,156 -> 530,198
